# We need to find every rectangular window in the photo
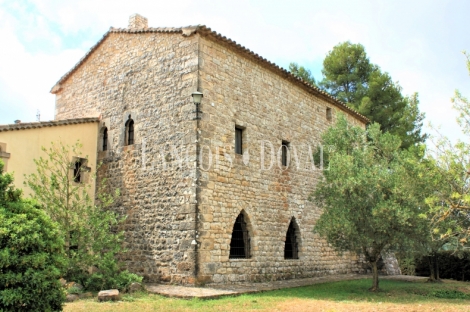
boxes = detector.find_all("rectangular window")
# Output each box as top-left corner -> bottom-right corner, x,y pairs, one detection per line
281,140 -> 290,166
235,127 -> 243,155
326,107 -> 332,121
73,160 -> 82,183
71,157 -> 89,184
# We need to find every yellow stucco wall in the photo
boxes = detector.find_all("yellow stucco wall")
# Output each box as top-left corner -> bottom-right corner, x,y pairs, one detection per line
0,121 -> 99,197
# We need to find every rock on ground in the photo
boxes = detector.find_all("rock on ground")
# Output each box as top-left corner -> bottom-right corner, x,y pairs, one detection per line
98,289 -> 120,302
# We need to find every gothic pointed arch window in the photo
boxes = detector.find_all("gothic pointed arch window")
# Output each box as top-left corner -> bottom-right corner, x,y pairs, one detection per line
284,218 -> 299,259
229,212 -> 251,259
125,115 -> 134,145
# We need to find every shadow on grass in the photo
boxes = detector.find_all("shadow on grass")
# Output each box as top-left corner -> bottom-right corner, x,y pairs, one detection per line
248,278 -> 470,304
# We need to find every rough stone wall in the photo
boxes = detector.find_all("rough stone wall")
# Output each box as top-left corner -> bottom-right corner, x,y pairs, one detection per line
196,35 -> 367,284
54,31 -> 200,283
52,27 -> 375,285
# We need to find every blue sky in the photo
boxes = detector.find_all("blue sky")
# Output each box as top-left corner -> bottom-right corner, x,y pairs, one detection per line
1,0 -> 469,142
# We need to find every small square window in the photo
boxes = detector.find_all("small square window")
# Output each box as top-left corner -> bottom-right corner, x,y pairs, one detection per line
281,141 -> 290,166
235,127 -> 243,155
71,157 -> 90,184
326,107 -> 332,121
73,160 -> 83,183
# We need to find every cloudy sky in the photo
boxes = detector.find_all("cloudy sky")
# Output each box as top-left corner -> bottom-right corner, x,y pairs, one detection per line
1,0 -> 469,142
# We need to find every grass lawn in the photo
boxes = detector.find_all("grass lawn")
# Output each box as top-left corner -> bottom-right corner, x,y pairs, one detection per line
65,278 -> 470,312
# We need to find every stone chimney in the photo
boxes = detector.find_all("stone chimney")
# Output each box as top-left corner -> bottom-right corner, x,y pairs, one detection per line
128,14 -> 148,29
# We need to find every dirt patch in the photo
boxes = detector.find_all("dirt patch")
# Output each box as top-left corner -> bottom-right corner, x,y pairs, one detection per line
271,298 -> 469,312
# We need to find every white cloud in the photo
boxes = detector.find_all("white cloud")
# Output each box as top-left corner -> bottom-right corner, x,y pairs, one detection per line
1,0 -> 470,147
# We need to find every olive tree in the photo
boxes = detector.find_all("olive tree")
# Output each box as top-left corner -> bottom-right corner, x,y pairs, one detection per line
312,115 -> 428,291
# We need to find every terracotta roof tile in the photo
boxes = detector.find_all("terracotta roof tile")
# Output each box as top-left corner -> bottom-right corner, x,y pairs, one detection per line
50,25 -> 369,123
0,117 -> 100,132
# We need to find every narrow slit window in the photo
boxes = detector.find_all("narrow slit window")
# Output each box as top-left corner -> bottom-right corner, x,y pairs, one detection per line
229,213 -> 251,259
281,140 -> 290,167
103,127 -> 108,151
235,127 -> 243,155
125,116 -> 134,145
284,219 -> 299,259
326,107 -> 332,121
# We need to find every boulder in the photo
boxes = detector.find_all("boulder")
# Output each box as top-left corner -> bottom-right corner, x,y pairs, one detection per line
59,278 -> 67,287
98,289 -> 120,302
66,294 -> 79,302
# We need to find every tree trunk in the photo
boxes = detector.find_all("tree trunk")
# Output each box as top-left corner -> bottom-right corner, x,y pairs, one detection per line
427,253 -> 441,283
369,260 -> 379,292
435,253 -> 440,281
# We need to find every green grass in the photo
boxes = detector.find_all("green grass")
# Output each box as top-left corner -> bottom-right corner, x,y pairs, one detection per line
254,278 -> 470,302
65,278 -> 470,312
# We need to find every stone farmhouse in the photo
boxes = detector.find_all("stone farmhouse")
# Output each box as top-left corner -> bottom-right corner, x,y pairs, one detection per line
1,14 -> 401,284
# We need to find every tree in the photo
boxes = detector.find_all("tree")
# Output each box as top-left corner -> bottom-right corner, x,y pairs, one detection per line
25,141 -> 141,291
419,149 -> 470,282
289,62 -> 317,86
0,160 -> 66,311
320,42 -> 371,104
424,52 -> 470,241
312,115 -> 428,291
319,41 -> 427,149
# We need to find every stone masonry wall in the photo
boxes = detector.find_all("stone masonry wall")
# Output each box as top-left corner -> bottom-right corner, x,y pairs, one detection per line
196,35 -> 367,284
54,31 -> 200,283
52,25 -> 374,284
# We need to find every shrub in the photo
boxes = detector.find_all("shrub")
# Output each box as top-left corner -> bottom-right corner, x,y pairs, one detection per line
81,270 -> 143,293
25,141 -> 142,292
398,257 -> 416,276
0,200 -> 66,311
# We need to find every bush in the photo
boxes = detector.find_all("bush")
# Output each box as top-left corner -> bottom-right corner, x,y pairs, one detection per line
0,201 -> 66,311
82,270 -> 142,293
66,250 -> 142,292
397,257 -> 416,276
25,141 -> 142,292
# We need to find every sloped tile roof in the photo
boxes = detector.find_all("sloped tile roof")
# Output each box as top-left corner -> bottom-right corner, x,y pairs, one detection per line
0,117 -> 100,132
50,25 -> 369,123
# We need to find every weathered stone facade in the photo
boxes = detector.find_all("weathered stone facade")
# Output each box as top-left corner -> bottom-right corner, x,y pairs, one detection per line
51,15 -> 386,284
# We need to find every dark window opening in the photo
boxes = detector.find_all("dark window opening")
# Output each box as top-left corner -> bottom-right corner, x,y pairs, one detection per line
284,219 -> 299,259
73,160 -> 82,183
103,127 -> 108,151
125,116 -> 134,145
229,213 -> 251,259
235,127 -> 243,155
326,107 -> 332,121
281,140 -> 290,166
